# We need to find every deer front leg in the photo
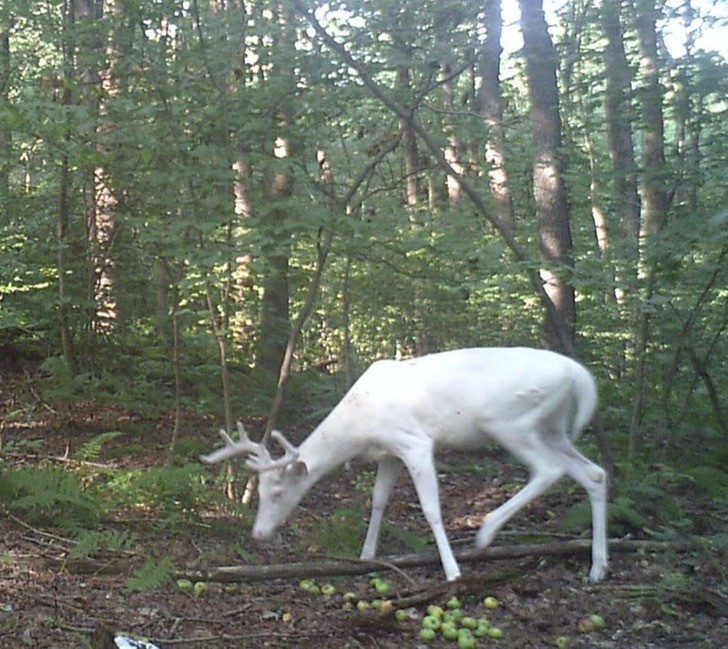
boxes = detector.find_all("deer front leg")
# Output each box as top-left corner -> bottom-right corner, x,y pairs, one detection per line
403,447 -> 461,581
361,456 -> 403,560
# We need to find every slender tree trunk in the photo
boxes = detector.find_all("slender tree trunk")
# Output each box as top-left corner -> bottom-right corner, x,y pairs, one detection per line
672,0 -> 699,215
0,8 -> 10,220
630,0 -> 670,460
258,155 -> 292,375
442,63 -> 464,207
479,0 -> 514,234
58,0 -> 77,370
257,6 -> 295,376
397,67 -> 420,208
603,0 -> 640,305
519,0 -> 576,352
168,280 -> 183,460
635,0 -> 669,245
72,0 -> 116,363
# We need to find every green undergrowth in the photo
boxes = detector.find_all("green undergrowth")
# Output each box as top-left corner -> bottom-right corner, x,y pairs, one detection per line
0,430 -> 235,549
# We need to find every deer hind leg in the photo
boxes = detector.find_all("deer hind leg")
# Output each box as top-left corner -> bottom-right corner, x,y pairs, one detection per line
361,456 -> 403,560
475,431 -> 608,582
475,451 -> 563,549
556,441 -> 609,582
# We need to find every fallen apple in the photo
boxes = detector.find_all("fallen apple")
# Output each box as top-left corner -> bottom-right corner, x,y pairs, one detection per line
419,627 -> 437,641
176,579 -> 193,593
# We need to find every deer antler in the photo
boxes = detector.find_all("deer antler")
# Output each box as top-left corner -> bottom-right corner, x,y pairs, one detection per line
244,430 -> 300,473
200,421 -> 271,465
200,422 -> 300,473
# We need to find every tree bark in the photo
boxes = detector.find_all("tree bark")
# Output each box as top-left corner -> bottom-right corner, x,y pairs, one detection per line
0,7 -> 10,219
519,0 -> 576,352
602,0 -> 640,306
257,6 -> 296,376
630,0 -> 670,459
478,0 -> 513,234
397,67 -> 421,208
634,0 -> 669,245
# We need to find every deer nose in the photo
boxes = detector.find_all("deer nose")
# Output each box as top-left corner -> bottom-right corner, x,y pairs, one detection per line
252,526 -> 270,541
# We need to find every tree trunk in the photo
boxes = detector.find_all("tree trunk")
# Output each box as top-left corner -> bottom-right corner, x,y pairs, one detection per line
602,0 -> 640,302
0,8 -> 10,219
257,6 -> 296,376
57,1 -> 77,370
635,0 -> 669,245
630,0 -> 670,460
442,63 -> 464,207
397,67 -> 420,208
72,0 -> 118,362
519,0 -> 576,352
478,0 -> 514,234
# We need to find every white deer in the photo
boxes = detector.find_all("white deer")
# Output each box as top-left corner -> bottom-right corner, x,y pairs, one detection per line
201,347 -> 608,582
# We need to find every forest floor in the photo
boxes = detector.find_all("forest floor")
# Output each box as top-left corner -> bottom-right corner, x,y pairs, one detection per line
1,368 -> 727,648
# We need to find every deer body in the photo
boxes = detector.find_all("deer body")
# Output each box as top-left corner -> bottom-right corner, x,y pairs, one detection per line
201,347 -> 608,583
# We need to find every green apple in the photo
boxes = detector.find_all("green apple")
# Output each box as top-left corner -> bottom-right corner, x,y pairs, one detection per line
447,596 -> 462,610
394,609 -> 408,622
419,627 -> 437,641
457,630 -> 476,649
299,579 -> 320,594
193,581 -> 208,597
441,623 -> 459,640
590,614 -> 606,629
422,615 -> 442,630
374,579 -> 391,595
474,620 -> 491,637
176,579 -> 193,592
461,616 -> 478,630
483,596 -> 500,609
486,626 -> 503,639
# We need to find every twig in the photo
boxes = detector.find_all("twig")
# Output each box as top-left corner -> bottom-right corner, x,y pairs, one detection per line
23,368 -> 57,414
316,552 -> 420,587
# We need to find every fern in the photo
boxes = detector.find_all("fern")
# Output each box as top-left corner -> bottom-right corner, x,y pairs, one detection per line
69,528 -> 137,559
687,466 -> 728,499
562,495 -> 650,535
609,496 -> 651,531
0,466 -> 100,527
125,556 -> 174,593
314,507 -> 368,557
106,463 -> 211,523
75,431 -> 123,462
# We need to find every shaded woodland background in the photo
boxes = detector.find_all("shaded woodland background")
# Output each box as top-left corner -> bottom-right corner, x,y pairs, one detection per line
1,0 -> 727,646
0,0 -> 727,617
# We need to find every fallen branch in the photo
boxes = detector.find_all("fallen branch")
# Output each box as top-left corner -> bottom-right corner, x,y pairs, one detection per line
177,539 -> 684,583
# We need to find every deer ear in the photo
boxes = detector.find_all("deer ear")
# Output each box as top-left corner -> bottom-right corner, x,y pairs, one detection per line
285,460 -> 308,479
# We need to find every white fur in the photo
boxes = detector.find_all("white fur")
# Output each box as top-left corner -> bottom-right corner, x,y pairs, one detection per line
202,347 -> 608,582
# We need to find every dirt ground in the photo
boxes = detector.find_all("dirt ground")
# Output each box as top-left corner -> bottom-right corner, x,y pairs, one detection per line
1,371 -> 727,648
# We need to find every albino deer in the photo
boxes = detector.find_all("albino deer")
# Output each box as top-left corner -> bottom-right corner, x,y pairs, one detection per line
201,347 -> 608,583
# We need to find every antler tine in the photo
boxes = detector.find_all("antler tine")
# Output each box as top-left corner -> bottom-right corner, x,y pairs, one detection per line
271,430 -> 300,460
200,421 -> 267,465
245,430 -> 300,473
